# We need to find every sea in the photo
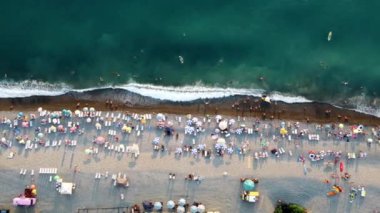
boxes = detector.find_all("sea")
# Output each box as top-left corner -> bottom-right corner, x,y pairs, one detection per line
0,0 -> 379,116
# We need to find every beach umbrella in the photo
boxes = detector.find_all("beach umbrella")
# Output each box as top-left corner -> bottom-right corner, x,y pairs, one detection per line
74,110 -> 81,116
167,200 -> 175,209
339,123 -> 344,129
37,133 -> 44,138
243,179 -> 255,191
340,162 -> 344,172
86,118 -> 91,123
192,148 -> 198,155
70,126 -> 77,132
186,120 -> 193,126
216,138 -> 226,146
49,126 -> 57,132
152,137 -> 160,145
192,117 -> 199,123
177,206 -> 185,213
31,189 -> 37,195
218,120 -> 228,130
215,115 -> 222,122
142,201 -> 153,210
153,202 -> 162,210
95,123 -> 101,129
280,128 -> 288,136
156,113 -> 165,121
186,114 -> 192,119
198,204 -> 206,213
196,121 -> 203,127
211,134 -> 218,140
166,120 -> 173,127
53,175 -> 60,181
95,136 -> 106,144
83,107 -> 89,112
50,112 -> 59,118
227,147 -> 234,154
38,107 -> 43,112
18,112 -> 24,117
30,184 -> 36,190
178,198 -> 186,206
1,137 -> 6,143
89,107 -> 95,112
22,121 -> 29,128
58,125 -> 64,131
368,138 -> 373,143
85,148 -> 93,155
52,118 -> 57,124
229,119 -> 235,126
190,205 -> 198,213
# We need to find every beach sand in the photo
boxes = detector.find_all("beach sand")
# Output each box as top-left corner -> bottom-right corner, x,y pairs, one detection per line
0,110 -> 380,213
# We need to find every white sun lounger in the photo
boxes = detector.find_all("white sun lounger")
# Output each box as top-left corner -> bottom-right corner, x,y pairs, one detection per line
58,140 -> 62,146
106,112 -> 109,118
137,130 -> 140,136
45,140 -> 50,147
117,113 -> 121,119
119,144 -> 125,152
52,140 -> 57,147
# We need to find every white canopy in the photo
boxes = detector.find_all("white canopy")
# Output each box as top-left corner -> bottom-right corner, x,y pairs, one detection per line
59,182 -> 73,195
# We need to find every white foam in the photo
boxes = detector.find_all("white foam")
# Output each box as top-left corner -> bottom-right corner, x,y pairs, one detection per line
0,80 -> 70,98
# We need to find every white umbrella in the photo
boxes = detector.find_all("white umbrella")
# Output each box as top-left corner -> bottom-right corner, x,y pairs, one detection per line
37,133 -> 44,138
52,118 -> 58,124
83,107 -> 89,112
192,117 -> 198,123
218,120 -> 228,130
228,119 -> 235,126
216,137 -> 226,146
177,206 -> 185,213
89,107 -> 95,112
198,204 -> 206,213
95,123 -> 101,129
178,198 -> 186,206
156,113 -> 165,121
167,121 -> 173,127
37,107 -> 43,112
1,137 -> 6,143
154,201 -> 162,210
74,110 -> 81,116
368,138 -> 373,143
196,121 -> 203,127
190,205 -> 198,213
86,118 -> 91,123
167,200 -> 175,209
215,115 -> 222,121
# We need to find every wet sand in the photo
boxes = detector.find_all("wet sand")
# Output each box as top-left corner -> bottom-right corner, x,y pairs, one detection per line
0,111 -> 380,213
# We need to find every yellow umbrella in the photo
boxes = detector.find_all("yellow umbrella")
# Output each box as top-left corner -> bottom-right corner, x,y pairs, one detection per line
339,123 -> 344,129
280,128 -> 288,135
141,118 -> 146,125
32,189 -> 37,195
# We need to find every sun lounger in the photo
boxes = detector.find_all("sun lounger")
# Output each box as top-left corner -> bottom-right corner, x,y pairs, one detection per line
52,140 -> 57,147
57,119 -> 60,125
117,113 -> 121,119
72,140 -> 77,146
45,140 -> 50,147
106,112 -> 109,118
48,118 -> 51,124
31,170 -> 34,176
20,168 -> 24,175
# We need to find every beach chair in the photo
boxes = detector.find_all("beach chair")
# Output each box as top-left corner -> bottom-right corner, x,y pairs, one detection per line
45,140 -> 50,147
52,140 -> 57,147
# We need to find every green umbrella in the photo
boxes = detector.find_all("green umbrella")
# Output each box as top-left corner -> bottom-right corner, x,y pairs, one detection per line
243,179 -> 255,191
53,175 -> 60,181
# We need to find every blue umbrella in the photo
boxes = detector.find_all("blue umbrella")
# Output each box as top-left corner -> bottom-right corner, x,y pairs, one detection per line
190,205 -> 198,213
18,112 -> 24,117
243,179 -> 255,191
178,198 -> 186,206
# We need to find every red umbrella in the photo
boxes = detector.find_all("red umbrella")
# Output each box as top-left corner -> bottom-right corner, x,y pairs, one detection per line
339,162 -> 344,172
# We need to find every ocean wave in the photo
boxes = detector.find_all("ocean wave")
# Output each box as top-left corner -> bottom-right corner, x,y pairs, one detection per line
0,80 -> 70,98
1,80 -> 379,118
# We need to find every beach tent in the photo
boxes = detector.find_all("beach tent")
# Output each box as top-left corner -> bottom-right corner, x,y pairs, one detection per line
243,179 -> 255,191
177,206 -> 185,213
59,182 -> 73,195
95,136 -> 106,144
218,120 -> 228,130
167,200 -> 175,209
153,202 -> 162,210
198,204 -> 206,213
178,198 -> 186,206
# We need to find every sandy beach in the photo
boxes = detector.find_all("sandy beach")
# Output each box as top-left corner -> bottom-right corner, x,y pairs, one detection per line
1,108 -> 380,213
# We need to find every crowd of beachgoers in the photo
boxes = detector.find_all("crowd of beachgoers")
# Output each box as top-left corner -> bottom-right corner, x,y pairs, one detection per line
1,106 -> 380,212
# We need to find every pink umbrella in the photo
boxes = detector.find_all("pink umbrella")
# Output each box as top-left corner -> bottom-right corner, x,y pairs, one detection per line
70,127 -> 77,133
95,136 -> 106,144
22,121 -> 29,128
58,125 -> 64,132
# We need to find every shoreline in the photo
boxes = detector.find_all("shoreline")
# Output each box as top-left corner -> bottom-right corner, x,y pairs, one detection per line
0,89 -> 379,126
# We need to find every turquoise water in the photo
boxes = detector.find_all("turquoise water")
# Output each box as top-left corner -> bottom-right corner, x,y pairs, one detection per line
0,0 -> 379,101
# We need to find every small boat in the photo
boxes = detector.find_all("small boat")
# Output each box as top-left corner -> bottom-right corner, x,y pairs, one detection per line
241,191 -> 259,203
327,31 -> 333,41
